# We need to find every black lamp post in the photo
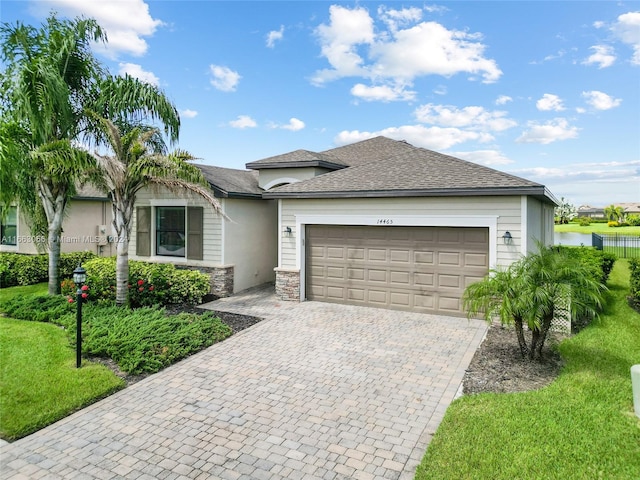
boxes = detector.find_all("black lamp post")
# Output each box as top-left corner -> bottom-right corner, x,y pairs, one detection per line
73,264 -> 87,368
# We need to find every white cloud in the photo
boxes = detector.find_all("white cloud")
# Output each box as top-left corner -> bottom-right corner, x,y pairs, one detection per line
335,125 -> 493,151
266,25 -> 284,48
229,115 -> 257,129
209,65 -> 241,92
536,94 -> 565,112
450,150 -> 514,166
414,104 -> 517,131
312,4 -> 502,99
516,118 -> 580,144
512,160 -> 640,182
180,109 -> 198,118
582,45 -> 616,68
495,95 -> 512,105
433,85 -> 447,95
351,83 -> 416,102
378,6 -> 423,32
612,11 -> 640,65
282,118 -> 305,131
35,0 -> 164,58
117,62 -> 159,86
582,90 -> 622,110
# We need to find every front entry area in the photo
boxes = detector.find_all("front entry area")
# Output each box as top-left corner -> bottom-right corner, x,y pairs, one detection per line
305,225 -> 489,315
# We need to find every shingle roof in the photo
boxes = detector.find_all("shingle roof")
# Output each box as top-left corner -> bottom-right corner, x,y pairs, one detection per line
196,165 -> 262,198
262,137 -> 557,204
246,149 -> 347,170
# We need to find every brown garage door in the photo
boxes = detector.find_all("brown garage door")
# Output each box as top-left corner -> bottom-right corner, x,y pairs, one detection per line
306,225 -> 489,315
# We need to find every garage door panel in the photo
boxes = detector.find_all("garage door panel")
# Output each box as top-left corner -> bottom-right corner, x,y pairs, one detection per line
306,225 -> 488,316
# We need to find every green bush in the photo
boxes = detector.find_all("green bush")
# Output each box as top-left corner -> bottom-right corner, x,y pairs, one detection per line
627,214 -> 640,226
62,304 -> 232,374
555,245 -> 616,284
0,251 -> 97,287
578,217 -> 591,226
629,258 -> 640,308
608,221 -> 619,228
0,294 -> 74,323
83,257 -> 211,307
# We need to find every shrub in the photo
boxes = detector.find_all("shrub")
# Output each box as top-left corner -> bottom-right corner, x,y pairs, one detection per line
82,257 -> 211,307
0,294 -> 74,323
555,245 -> 616,284
61,304 -> 232,374
579,217 -> 591,226
0,251 -> 97,287
627,214 -> 640,226
608,221 -> 619,228
629,258 -> 640,310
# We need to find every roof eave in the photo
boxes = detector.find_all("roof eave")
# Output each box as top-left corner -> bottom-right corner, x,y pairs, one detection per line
263,186 -> 558,203
246,161 -> 347,171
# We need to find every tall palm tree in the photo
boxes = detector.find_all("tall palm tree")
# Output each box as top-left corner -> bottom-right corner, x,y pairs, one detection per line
604,204 -> 624,223
0,14 -> 106,294
87,113 -> 221,306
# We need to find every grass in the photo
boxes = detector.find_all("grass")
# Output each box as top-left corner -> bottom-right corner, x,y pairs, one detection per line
555,222 -> 640,235
0,317 -> 124,441
0,282 -> 47,302
416,259 -> 640,480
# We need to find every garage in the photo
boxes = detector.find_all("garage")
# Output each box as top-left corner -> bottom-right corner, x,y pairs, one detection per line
305,225 -> 489,315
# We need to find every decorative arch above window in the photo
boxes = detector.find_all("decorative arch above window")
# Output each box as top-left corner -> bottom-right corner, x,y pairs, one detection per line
263,178 -> 301,190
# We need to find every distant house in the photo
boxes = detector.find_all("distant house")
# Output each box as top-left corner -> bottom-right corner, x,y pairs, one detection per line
0,185 -> 114,256
577,205 -> 605,218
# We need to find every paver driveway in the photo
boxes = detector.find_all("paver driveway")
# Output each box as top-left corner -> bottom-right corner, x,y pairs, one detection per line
1,287 -> 487,480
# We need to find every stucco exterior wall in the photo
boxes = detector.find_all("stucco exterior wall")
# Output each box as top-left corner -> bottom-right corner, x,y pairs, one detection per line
1,200 -> 113,256
223,198 -> 277,292
278,196 -> 527,272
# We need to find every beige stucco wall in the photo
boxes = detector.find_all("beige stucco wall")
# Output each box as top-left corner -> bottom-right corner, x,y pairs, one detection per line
277,195 -> 533,272
0,200 -> 113,256
223,198 -> 277,292
258,167 -> 333,190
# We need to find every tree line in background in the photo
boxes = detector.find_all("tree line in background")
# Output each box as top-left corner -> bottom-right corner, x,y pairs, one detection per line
0,13 -> 221,305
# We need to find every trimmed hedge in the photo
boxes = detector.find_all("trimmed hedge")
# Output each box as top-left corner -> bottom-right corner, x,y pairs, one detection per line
0,252 -> 97,288
82,257 -> 211,307
629,258 -> 640,308
555,245 -> 616,284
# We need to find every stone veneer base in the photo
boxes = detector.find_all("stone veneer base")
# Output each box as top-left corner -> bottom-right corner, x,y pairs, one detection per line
275,268 -> 300,301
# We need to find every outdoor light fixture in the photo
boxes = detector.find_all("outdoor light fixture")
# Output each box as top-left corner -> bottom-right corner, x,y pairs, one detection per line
502,231 -> 513,244
284,226 -> 292,235
73,264 -> 87,368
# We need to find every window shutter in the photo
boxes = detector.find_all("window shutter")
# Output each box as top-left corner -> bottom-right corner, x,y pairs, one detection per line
136,207 -> 151,256
187,207 -> 203,260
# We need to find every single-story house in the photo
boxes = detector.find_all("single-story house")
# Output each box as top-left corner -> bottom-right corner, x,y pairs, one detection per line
240,136 -> 557,316
0,185 -> 114,256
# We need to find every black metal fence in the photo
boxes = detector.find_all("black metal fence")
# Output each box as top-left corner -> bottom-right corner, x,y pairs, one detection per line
592,233 -> 640,259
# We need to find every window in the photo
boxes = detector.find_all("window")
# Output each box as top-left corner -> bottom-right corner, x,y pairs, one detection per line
136,205 -> 203,260
156,207 -> 185,257
1,206 -> 17,246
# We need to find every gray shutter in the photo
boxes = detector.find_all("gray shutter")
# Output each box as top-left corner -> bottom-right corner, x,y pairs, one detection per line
136,207 -> 151,256
187,207 -> 203,260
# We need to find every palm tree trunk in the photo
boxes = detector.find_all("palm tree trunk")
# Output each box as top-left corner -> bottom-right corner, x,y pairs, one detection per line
47,223 -> 62,295
534,313 -> 554,360
39,182 -> 66,295
115,234 -> 129,306
514,316 -> 529,358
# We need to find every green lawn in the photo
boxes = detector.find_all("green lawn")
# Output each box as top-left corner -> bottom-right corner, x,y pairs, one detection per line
0,282 -> 47,301
0,291 -> 124,440
555,222 -> 640,235
416,260 -> 640,480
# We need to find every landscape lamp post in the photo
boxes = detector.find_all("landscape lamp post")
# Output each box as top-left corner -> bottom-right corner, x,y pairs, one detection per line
73,264 -> 87,368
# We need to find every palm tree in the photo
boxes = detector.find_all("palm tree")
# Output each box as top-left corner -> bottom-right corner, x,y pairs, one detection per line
87,110 -> 221,306
604,204 -> 624,223
0,14 -> 105,294
464,246 -> 606,361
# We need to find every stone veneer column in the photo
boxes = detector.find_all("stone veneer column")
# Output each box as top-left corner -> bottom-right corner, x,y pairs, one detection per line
274,268 -> 300,301
176,264 -> 234,298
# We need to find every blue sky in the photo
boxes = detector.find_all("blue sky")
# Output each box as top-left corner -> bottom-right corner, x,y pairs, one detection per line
3,1 -> 639,207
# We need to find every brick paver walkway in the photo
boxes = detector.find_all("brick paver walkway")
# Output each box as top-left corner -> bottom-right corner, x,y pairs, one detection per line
1,286 -> 487,480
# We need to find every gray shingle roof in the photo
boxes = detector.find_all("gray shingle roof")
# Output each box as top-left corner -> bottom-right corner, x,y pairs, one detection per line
246,149 -> 347,170
196,165 -> 262,198
262,137 -> 557,204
